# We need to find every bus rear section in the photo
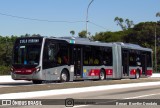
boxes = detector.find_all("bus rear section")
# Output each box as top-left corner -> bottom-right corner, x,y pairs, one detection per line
115,43 -> 153,79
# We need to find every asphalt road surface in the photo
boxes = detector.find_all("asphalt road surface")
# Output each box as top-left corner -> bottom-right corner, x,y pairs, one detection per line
0,78 -> 160,94
2,83 -> 160,108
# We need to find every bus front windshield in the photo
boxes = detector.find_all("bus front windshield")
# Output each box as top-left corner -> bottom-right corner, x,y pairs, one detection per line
13,44 -> 41,66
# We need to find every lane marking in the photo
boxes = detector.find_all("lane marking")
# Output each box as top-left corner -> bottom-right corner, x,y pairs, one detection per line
0,81 -> 88,88
65,91 -> 160,108
65,93 -> 160,108
1,81 -> 160,99
124,93 -> 160,99
71,105 -> 88,108
0,86 -> 14,88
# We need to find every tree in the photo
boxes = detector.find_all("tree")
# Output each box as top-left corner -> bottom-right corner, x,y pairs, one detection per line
32,34 -> 41,37
70,30 -> 75,36
123,22 -> 156,47
114,17 -> 134,31
156,12 -> 160,17
125,19 -> 134,29
78,30 -> 87,38
114,17 -> 126,31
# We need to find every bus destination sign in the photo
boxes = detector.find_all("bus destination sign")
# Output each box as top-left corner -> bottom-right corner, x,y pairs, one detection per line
19,39 -> 40,44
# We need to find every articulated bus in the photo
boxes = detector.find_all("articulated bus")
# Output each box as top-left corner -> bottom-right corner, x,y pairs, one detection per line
11,37 -> 153,84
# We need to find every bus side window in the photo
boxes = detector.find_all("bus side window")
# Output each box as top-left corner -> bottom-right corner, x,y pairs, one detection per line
63,56 -> 68,64
84,59 -> 88,65
57,57 -> 62,64
56,44 -> 69,65
42,40 -> 59,69
89,57 -> 93,65
94,59 -> 99,65
103,48 -> 112,66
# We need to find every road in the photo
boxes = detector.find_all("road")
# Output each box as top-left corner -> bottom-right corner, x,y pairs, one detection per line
2,84 -> 160,108
0,78 -> 160,94
1,78 -> 160,108
37,85 -> 160,108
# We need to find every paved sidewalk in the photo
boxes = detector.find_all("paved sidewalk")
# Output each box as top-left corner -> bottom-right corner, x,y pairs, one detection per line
0,75 -> 30,83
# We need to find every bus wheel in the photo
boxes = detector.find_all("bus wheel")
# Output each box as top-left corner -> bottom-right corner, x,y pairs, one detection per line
32,80 -> 42,84
60,69 -> 69,82
135,70 -> 140,79
99,69 -> 106,80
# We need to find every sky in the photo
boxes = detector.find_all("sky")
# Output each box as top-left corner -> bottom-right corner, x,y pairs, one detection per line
0,0 -> 159,37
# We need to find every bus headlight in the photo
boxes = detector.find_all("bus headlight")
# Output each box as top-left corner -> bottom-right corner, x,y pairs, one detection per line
10,67 -> 14,72
36,67 -> 41,73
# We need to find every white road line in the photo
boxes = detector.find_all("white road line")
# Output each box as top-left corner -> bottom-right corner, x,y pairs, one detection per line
0,81 -> 85,88
72,105 -> 89,108
0,86 -> 14,88
66,93 -> 160,108
1,81 -> 160,99
124,93 -> 160,99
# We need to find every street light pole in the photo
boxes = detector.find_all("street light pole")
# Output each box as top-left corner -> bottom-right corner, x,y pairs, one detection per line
86,0 -> 94,37
155,12 -> 160,73
155,23 -> 157,73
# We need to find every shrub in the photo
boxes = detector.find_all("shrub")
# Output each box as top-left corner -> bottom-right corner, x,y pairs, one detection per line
0,66 -> 10,75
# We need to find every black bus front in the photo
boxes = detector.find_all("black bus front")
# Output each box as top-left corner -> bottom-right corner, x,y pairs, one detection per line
11,37 -> 43,83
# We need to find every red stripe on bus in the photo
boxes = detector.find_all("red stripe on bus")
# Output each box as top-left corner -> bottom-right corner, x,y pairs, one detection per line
140,69 -> 142,75
88,69 -> 113,76
105,69 -> 113,75
147,70 -> 152,75
88,69 -> 100,76
13,68 -> 36,75
130,69 -> 136,75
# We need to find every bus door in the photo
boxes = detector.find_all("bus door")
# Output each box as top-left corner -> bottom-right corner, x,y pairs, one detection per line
141,54 -> 147,76
122,50 -> 129,76
73,47 -> 83,78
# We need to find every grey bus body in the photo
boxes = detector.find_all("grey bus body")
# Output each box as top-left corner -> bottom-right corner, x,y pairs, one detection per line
11,37 -> 153,84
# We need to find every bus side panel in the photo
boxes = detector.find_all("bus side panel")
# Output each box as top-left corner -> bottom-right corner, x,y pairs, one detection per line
112,44 -> 117,79
39,38 -> 45,80
42,65 -> 74,81
146,67 -> 153,77
82,66 -> 100,80
32,71 -> 43,80
42,68 -> 60,81
129,66 -> 142,78
117,45 -> 122,79
112,44 -> 122,79
82,66 -> 113,79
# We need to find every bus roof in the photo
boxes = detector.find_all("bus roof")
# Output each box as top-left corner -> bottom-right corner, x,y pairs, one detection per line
113,42 -> 152,52
48,37 -> 152,52
47,36 -> 113,47
16,36 -> 152,52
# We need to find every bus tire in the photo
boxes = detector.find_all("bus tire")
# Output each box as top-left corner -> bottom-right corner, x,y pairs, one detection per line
99,69 -> 106,80
135,70 -> 140,79
32,80 -> 42,84
60,69 -> 69,82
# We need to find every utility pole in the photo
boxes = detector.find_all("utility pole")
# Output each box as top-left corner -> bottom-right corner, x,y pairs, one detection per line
86,0 -> 94,38
155,12 -> 160,73
155,23 -> 157,73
